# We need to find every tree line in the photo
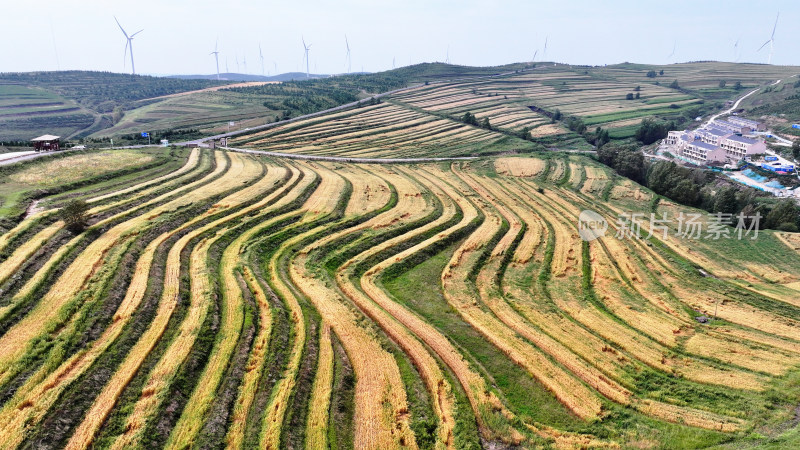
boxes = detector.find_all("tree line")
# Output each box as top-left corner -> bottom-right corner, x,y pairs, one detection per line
598,143 -> 800,231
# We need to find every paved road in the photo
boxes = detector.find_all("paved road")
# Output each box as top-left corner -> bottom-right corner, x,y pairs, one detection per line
702,85 -> 766,129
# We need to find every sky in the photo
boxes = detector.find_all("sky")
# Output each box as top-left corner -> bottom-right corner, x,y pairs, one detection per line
1,0 -> 796,76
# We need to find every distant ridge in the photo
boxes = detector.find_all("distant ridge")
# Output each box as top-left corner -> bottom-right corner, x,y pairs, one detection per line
164,72 -> 365,82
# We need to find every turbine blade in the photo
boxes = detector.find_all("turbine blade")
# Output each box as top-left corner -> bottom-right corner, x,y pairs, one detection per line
114,16 -> 128,38
757,39 -> 771,52
772,12 -> 779,38
130,29 -> 144,38
123,40 -> 128,67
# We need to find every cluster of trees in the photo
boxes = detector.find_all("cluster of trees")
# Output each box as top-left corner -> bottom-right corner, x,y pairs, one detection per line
718,80 -> 744,90
626,92 -> 641,100
793,139 -> 800,161
646,69 -> 665,78
563,116 -> 586,134
461,112 -> 491,130
635,118 -> 675,145
597,143 -> 646,183
598,144 -> 800,231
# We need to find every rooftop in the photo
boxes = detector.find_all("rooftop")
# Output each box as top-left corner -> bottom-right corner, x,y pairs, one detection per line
690,141 -> 718,151
725,134 -> 758,144
31,134 -> 60,141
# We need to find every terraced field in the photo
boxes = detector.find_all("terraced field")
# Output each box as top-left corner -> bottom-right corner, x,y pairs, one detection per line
0,146 -> 799,449
232,62 -> 797,153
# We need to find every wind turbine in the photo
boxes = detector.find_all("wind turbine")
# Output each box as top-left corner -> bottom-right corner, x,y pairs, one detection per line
757,13 -> 779,64
392,57 -> 396,69
667,41 -> 676,62
210,39 -> 220,80
445,45 -> 450,64
259,43 -> 265,76
114,16 -> 143,75
243,55 -> 247,74
344,35 -> 352,73
235,53 -> 240,73
302,37 -> 312,78
225,57 -> 229,73
543,36 -> 548,60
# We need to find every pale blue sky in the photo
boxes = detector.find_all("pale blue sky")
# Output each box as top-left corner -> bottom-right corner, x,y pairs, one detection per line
1,0 -> 796,75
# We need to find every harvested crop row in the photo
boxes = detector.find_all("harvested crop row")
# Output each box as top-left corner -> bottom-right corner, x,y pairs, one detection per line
166,165 -> 322,448
63,158 -> 293,449
324,167 -> 458,448
353,166 -> 528,445
304,323 -> 334,450
284,166 -> 418,449
460,170 -> 632,405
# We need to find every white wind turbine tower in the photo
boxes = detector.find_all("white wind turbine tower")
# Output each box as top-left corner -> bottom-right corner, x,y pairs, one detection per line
344,35 -> 352,73
243,55 -> 248,74
235,53 -> 240,73
667,41 -> 676,62
543,36 -> 548,61
445,45 -> 450,64
393,57 -> 396,69
259,43 -> 265,76
302,37 -> 312,78
757,13 -> 779,64
210,39 -> 220,80
114,16 -> 143,75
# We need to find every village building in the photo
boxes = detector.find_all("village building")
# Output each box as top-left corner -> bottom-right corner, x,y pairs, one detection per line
30,135 -> 61,152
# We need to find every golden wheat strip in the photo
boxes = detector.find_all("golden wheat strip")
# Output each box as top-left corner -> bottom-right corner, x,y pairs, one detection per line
462,171 -> 632,406
444,165 -> 602,419
304,323 -> 334,450
326,169 -> 456,449
0,221 -> 62,297
271,167 -> 416,449
85,148 -> 201,204
64,160 -> 289,449
551,186 -> 798,379
532,183 -> 765,388
289,245 -> 416,449
0,235 -> 136,449
224,267 -> 273,449
0,152 -> 240,388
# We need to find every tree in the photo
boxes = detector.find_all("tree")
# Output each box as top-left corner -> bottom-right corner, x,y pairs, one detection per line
112,106 -> 124,124
646,70 -> 657,78
635,118 -> 670,145
634,85 -> 641,92
791,139 -> 800,161
461,112 -> 478,126
60,200 -> 90,233
765,200 -> 800,231
626,93 -> 634,100
635,92 -> 641,99
669,79 -> 680,89
659,70 -> 664,76
518,126 -> 530,140
713,186 -> 739,214
734,81 -> 742,90
552,109 -> 562,121
481,117 -> 492,130
718,80 -> 727,88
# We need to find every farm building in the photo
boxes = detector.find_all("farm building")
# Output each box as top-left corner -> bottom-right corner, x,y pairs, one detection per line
31,135 -> 61,152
